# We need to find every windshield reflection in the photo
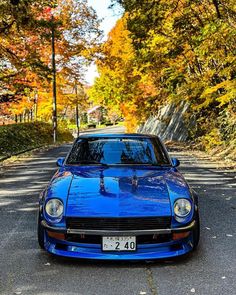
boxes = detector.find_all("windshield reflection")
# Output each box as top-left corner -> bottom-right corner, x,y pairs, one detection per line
66,137 -> 170,166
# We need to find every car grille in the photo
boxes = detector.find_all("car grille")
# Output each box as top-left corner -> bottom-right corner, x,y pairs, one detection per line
66,217 -> 171,231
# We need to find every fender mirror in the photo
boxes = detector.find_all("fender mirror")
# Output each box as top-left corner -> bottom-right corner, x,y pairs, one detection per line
56,157 -> 65,167
171,157 -> 180,167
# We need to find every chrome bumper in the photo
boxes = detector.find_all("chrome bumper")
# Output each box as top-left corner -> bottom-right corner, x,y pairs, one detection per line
41,220 -> 196,236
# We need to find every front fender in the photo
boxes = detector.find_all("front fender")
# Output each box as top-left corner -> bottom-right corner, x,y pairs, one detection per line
41,169 -> 74,225
164,170 -> 195,227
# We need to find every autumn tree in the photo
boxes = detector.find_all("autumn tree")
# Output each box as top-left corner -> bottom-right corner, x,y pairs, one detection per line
0,0 -> 101,123
89,16 -> 158,131
92,0 -> 236,148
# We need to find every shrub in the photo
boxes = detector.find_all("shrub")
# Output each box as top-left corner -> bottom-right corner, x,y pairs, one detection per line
0,122 -> 73,159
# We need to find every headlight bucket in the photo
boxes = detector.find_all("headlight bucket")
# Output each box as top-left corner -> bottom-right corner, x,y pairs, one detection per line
174,198 -> 192,218
45,199 -> 63,219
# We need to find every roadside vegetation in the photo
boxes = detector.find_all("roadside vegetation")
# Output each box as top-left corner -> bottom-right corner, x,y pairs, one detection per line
0,122 -> 73,160
0,1 -> 102,160
89,1 -> 236,160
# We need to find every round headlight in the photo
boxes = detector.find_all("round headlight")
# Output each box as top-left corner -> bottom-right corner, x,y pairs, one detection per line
45,199 -> 63,218
174,199 -> 191,218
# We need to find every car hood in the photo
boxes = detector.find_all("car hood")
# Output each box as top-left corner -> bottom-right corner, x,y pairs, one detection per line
64,166 -> 186,218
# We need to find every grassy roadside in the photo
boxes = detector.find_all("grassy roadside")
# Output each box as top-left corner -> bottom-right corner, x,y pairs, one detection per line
0,122 -> 73,161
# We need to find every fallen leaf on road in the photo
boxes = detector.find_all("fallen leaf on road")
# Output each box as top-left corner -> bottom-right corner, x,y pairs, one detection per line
44,262 -> 51,266
190,288 -> 196,293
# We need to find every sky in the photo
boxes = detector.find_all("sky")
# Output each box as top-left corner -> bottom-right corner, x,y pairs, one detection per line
84,0 -> 122,85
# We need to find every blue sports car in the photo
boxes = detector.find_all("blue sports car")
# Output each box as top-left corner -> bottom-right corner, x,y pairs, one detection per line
38,134 -> 200,260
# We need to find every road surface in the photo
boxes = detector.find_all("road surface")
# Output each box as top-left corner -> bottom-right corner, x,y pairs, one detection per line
0,125 -> 235,295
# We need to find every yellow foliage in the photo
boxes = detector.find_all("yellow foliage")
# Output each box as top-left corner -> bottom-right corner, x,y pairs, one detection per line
200,128 -> 223,150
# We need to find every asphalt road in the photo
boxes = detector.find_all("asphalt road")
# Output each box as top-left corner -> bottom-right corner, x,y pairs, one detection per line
0,126 -> 235,295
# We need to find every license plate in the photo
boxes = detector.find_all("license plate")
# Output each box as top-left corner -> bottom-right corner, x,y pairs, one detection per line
102,236 -> 136,251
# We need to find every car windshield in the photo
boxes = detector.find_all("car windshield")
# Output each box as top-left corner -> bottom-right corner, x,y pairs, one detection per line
66,137 -> 170,166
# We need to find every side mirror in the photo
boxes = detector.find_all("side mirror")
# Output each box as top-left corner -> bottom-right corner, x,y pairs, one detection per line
56,157 -> 65,167
171,157 -> 180,167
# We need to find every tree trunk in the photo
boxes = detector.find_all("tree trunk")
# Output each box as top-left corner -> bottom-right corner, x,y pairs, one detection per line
212,0 -> 221,19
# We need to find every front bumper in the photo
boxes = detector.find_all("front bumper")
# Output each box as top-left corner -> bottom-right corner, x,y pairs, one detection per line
41,220 -> 196,235
41,220 -> 196,260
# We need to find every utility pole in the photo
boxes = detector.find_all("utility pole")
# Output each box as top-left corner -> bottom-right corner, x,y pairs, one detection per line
75,83 -> 80,137
51,15 -> 57,143
34,89 -> 38,121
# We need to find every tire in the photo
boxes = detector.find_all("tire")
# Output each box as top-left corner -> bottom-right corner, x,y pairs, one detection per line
192,211 -> 200,250
37,212 -> 45,250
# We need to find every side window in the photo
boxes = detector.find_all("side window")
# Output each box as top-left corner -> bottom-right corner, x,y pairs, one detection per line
152,138 -> 170,164
66,140 -> 87,163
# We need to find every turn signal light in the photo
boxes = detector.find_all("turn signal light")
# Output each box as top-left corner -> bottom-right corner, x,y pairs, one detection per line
172,231 -> 190,240
47,231 -> 65,240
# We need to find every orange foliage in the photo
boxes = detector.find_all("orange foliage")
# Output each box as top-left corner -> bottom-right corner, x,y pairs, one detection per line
0,0 -> 100,122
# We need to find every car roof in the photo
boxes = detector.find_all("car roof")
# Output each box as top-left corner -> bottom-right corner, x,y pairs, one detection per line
78,133 -> 159,139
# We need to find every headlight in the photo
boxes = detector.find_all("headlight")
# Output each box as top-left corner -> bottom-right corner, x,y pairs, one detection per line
174,199 -> 191,218
45,199 -> 63,218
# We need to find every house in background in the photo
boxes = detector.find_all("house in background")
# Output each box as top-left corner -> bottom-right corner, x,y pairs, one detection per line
87,105 -> 104,125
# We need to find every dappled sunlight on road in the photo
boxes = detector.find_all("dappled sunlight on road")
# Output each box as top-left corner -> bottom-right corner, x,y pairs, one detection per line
0,145 -> 70,214
172,153 -> 236,188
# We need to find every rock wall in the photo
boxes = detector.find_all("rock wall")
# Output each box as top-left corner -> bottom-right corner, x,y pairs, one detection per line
138,102 -> 194,142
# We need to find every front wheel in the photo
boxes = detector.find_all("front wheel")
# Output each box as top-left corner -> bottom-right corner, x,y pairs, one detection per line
37,212 -> 45,249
